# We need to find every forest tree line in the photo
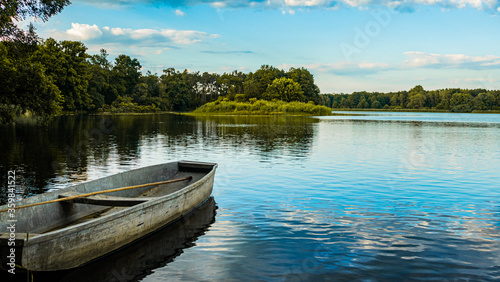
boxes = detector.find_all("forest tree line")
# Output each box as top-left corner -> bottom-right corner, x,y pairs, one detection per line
0,37 -> 323,123
322,85 -> 500,112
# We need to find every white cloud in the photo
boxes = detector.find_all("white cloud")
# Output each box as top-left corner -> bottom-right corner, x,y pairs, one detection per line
109,27 -> 127,36
175,9 -> 186,16
209,1 -> 228,8
284,0 -> 330,6
449,77 -> 499,86
279,61 -> 391,75
451,77 -> 498,83
403,51 -> 500,69
61,23 -> 102,40
47,23 -> 220,45
160,29 -> 220,44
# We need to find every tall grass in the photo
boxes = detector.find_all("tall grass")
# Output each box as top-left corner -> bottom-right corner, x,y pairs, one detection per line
192,99 -> 332,116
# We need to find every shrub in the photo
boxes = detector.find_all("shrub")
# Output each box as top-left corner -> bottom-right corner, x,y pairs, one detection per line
109,96 -> 160,113
192,99 -> 332,116
234,94 -> 247,102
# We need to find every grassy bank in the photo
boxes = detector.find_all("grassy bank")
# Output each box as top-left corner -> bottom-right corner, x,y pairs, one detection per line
189,99 -> 332,116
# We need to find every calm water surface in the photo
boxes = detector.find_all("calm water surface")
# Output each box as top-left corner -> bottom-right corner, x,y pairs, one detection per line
1,112 -> 499,281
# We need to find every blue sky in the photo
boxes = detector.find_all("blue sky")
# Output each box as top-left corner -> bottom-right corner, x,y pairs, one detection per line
23,0 -> 500,93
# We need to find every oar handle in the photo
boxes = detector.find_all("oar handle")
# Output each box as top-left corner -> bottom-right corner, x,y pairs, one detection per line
0,176 -> 193,213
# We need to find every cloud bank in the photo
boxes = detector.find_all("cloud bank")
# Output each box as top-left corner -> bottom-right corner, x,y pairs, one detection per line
75,0 -> 500,12
403,51 -> 500,69
281,52 -> 500,76
49,23 -> 220,45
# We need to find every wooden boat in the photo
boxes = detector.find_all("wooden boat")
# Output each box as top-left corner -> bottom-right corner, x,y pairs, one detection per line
0,160 -> 217,271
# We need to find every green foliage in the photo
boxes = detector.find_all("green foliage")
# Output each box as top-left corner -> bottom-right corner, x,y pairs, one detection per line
244,65 -> 286,99
1,0 -> 70,42
286,67 -> 321,104
2,38 -> 328,123
160,68 -> 191,111
263,77 -> 305,102
192,99 -> 332,116
241,65 -> 322,104
106,96 -> 160,113
14,60 -> 63,118
219,70 -> 246,97
111,54 -> 142,97
234,94 -> 248,102
371,100 -> 381,109
322,85 -> 500,113
34,38 -> 92,111
0,40 -> 63,123
88,49 -> 111,110
357,98 -> 369,108
5,28 -> 500,125
450,92 -> 473,112
407,85 -> 427,109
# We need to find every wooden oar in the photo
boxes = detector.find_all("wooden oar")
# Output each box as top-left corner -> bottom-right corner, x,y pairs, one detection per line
0,176 -> 192,213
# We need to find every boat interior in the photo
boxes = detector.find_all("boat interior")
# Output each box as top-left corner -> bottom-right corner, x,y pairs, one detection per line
0,161 -> 215,237
46,169 -> 209,233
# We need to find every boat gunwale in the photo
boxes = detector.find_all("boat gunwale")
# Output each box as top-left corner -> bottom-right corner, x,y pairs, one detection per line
3,162 -> 217,245
0,162 -> 175,210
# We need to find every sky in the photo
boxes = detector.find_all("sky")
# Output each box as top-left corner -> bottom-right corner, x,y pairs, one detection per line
22,0 -> 500,93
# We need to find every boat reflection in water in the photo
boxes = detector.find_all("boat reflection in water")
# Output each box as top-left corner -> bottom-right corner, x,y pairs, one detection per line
3,197 -> 217,282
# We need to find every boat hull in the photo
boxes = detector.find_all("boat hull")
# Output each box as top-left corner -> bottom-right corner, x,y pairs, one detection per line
0,161 -> 216,271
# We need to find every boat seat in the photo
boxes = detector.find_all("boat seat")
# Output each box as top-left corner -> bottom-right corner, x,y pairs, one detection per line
58,192 -> 157,207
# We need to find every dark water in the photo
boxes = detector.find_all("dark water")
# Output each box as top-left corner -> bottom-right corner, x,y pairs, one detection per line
1,112 -> 500,281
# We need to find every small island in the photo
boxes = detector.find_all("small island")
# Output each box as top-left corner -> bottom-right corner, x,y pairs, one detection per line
190,98 -> 332,116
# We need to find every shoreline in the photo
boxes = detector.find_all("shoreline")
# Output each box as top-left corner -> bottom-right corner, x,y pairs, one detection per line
183,112 -> 338,117
331,108 -> 500,114
15,109 -> 500,122
53,109 -> 500,118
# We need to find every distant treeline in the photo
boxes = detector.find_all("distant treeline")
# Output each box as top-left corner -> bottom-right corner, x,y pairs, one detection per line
0,38 -> 322,123
321,86 -> 500,112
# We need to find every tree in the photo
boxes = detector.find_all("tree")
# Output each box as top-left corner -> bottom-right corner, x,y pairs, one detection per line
111,54 -> 142,96
389,91 -> 409,108
357,98 -> 369,108
287,67 -> 321,104
244,65 -> 285,99
88,49 -> 112,110
346,92 -> 364,108
34,38 -> 91,111
407,85 -> 427,109
263,77 -> 305,102
0,41 -> 62,123
243,78 -> 261,99
450,92 -> 473,112
371,100 -> 381,109
1,0 -> 70,42
219,70 -> 246,98
140,71 -> 161,97
160,68 -> 191,111
200,72 -> 220,102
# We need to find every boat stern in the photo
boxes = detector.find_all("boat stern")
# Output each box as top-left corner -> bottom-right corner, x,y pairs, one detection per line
0,232 -> 28,272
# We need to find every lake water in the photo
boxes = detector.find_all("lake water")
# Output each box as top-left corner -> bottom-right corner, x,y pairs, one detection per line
1,112 -> 500,281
